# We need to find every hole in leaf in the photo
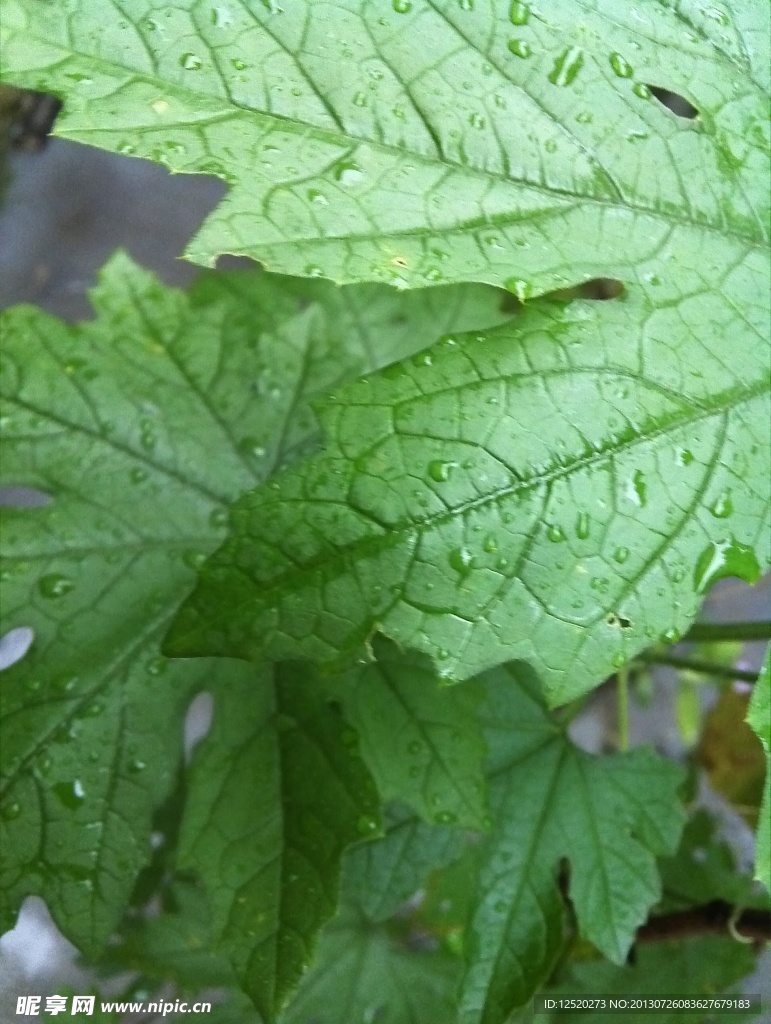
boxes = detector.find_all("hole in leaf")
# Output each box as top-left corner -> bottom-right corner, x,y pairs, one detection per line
606,613 -> 632,629
6,88 -> 63,152
0,627 -> 35,671
498,278 -> 625,312
549,279 -> 626,302
184,691 -> 213,761
0,486 -> 52,507
647,86 -> 699,119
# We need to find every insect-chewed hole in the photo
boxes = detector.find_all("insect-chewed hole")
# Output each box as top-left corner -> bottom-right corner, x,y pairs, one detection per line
499,278 -> 625,312
647,86 -> 699,119
606,613 -> 632,629
0,486 -> 52,507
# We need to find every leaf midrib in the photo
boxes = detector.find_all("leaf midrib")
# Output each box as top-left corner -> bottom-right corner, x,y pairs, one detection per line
15,30 -> 768,250
220,378 -> 765,610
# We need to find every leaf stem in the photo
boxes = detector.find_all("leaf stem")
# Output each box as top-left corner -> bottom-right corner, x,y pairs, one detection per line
617,666 -> 629,752
638,653 -> 758,684
681,621 -> 771,643
636,901 -> 771,945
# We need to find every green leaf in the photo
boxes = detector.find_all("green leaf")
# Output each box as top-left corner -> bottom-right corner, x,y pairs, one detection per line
167,292 -> 770,703
1,0 -> 766,294
548,937 -> 759,1024
460,663 -> 685,1024
326,638 -> 489,829
747,648 -> 770,892
658,808 -> 771,912
281,907 -> 460,1024
343,803 -> 465,923
0,252 -> 505,952
177,664 -> 381,1022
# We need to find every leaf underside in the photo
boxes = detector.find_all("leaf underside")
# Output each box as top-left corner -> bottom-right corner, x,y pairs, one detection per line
0,252 -> 506,956
458,663 -> 685,1022
168,287 -> 770,703
0,0 -> 767,294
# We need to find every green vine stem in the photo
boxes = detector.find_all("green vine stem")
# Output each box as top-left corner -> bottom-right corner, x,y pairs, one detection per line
638,652 -> 759,684
680,621 -> 771,643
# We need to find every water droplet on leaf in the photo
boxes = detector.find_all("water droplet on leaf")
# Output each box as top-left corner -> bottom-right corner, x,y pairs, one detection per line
548,47 -> 584,86
507,38 -> 532,58
428,460 -> 454,483
38,574 -> 75,599
609,52 -> 634,77
179,52 -> 203,70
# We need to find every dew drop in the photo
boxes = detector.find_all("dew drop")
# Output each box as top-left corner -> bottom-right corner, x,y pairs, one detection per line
548,47 -> 584,87
116,140 -> 137,155
356,816 -> 378,835
334,160 -> 364,186
130,467 -> 148,484
209,508 -> 229,529
710,489 -> 733,518
449,547 -> 475,575
2,802 -> 21,820
626,469 -> 647,507
305,264 -> 324,278
147,657 -> 168,676
661,627 -> 681,643
505,277 -> 532,302
507,38 -> 532,58
38,574 -> 75,599
633,82 -> 651,99
576,512 -> 590,540
353,90 -> 368,108
609,52 -> 634,78
307,188 -> 328,206
547,524 -> 566,543
393,0 -> 411,10
677,448 -> 695,466
693,538 -> 760,593
54,779 -> 85,810
179,52 -> 203,70
613,546 -> 630,564
469,112 -> 486,129
509,0 -> 530,24
482,533 -> 498,553
139,420 -> 157,451
428,460 -> 454,483
612,652 -> 626,668
435,810 -> 458,824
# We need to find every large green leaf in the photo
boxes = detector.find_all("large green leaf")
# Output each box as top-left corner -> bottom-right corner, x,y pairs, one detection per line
460,663 -> 685,1024
658,808 -> 771,912
1,0 -> 766,295
547,937 -> 759,1024
282,906 -> 460,1024
0,252 -> 506,952
167,290 -> 770,702
746,649 -> 770,892
326,638 -> 489,828
177,663 -> 381,1022
342,802 -> 466,923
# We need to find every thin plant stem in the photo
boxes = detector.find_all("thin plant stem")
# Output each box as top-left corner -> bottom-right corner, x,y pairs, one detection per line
638,652 -> 758,684
681,621 -> 771,643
